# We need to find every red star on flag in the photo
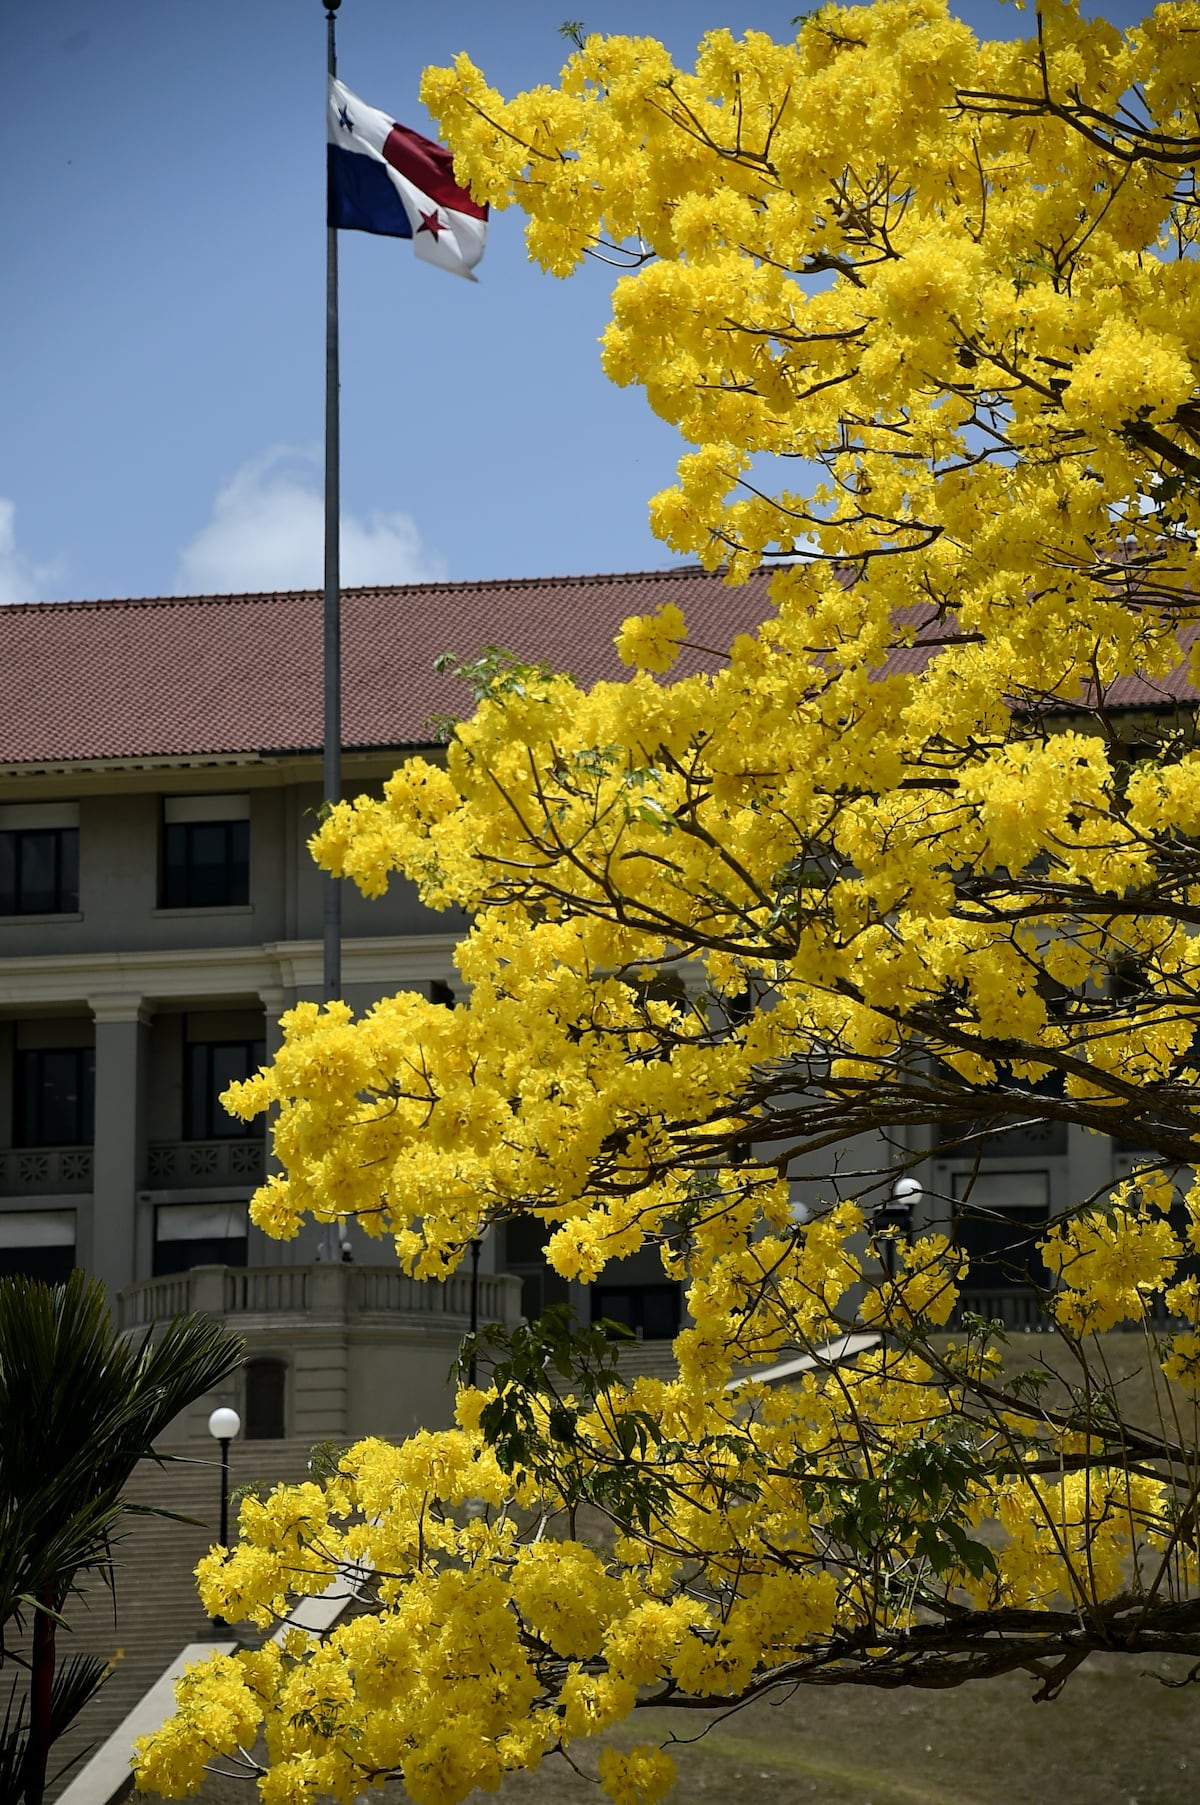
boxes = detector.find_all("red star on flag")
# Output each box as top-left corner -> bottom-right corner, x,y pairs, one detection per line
417,208 -> 444,239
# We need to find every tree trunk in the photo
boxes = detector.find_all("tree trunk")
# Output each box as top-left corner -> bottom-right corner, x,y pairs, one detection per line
24,1588 -> 56,1805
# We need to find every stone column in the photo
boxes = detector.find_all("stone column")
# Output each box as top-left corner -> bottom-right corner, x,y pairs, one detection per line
294,1260 -> 351,1440
251,985 -> 290,1268
88,995 -> 153,1301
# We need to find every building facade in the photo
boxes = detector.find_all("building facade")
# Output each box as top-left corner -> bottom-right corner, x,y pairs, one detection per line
0,568 -> 1167,1443
0,571 -> 783,1436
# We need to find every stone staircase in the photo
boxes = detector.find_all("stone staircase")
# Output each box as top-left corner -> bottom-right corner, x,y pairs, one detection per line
43,1437 -> 316,1801
612,1338 -> 682,1382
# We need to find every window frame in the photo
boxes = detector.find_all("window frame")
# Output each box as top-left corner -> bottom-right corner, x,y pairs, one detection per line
160,795 -> 250,910
244,1357 -> 288,1440
950,1167 -> 1052,1294
153,1201 -> 249,1276
0,1209 -> 77,1284
591,1282 -> 682,1341
0,825 -> 79,916
183,1037 -> 266,1141
14,1046 -> 96,1148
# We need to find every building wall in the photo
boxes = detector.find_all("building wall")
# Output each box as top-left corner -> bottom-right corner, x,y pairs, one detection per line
0,753 -> 464,1305
2,747 -> 1138,1428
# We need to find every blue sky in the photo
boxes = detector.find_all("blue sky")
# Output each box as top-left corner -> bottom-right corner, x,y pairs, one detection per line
1,0 -> 1146,604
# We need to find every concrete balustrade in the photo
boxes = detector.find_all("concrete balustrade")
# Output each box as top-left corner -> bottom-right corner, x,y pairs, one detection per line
118,1261 -> 524,1444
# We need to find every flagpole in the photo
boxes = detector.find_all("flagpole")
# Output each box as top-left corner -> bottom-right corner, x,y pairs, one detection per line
321,0 -> 344,1265
323,0 -> 342,1009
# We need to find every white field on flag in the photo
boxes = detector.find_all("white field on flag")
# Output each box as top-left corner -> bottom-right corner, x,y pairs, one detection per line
328,77 -> 487,281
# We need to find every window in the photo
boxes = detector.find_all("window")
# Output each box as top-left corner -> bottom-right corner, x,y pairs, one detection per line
952,1170 -> 1051,1293
154,1202 -> 248,1276
0,804 -> 79,916
161,794 -> 249,908
185,1038 -> 265,1140
502,1218 -> 570,1322
15,1047 -> 95,1147
244,1358 -> 287,1440
0,1211 -> 76,1284
591,1283 -> 682,1341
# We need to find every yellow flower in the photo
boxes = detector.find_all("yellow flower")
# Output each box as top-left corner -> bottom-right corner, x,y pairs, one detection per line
597,1745 -> 677,1805
615,602 -> 687,672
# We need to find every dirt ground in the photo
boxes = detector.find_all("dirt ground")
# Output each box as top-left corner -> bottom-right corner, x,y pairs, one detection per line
465,1658 -> 1198,1805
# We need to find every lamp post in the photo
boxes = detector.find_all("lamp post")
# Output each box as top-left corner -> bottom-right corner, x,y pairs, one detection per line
878,1177 -> 921,1282
207,1405 -> 241,1629
468,1237 -> 483,1387
208,1405 -> 240,1628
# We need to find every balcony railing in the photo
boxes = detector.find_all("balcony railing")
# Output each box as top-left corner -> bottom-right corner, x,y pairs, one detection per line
118,1262 -> 524,1334
354,1267 -> 519,1322
145,1139 -> 265,1188
0,1146 -> 92,1196
951,1289 -> 1054,1331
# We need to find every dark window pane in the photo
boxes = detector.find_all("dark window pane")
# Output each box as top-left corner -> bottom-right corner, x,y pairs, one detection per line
40,1050 -> 81,1145
188,824 -> 230,907
185,1040 -> 266,1140
20,833 -> 57,914
163,823 -> 187,908
210,1042 -> 249,1091
245,1359 -> 287,1440
15,1053 -> 34,1147
14,1048 -> 94,1147
228,820 -> 249,904
592,1283 -> 681,1341
504,1219 -> 546,1264
0,828 -> 77,915
594,1290 -> 634,1331
210,1044 -> 253,1137
80,1048 -> 95,1142
153,1234 -> 248,1277
951,1173 -> 1052,1295
162,817 -> 249,908
640,1287 -> 682,1340
0,1247 -> 77,1284
956,1210 -> 1050,1292
0,835 -> 15,913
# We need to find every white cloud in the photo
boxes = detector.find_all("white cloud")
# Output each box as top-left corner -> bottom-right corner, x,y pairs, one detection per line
0,499 -> 64,604
175,448 -> 447,594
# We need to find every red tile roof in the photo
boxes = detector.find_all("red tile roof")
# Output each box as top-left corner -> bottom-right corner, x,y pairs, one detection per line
0,568 -> 1193,769
0,568 -> 774,767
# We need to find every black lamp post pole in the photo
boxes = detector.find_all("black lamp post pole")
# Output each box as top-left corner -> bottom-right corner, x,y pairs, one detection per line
878,1182 -> 918,1298
218,1434 -> 232,1550
210,1438 -> 233,1631
468,1237 -> 482,1386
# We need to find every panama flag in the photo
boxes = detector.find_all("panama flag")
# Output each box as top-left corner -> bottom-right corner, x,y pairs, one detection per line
327,77 -> 488,281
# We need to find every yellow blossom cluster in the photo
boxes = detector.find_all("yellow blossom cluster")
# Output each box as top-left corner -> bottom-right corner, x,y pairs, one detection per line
615,603 -> 686,673
139,4 -> 1200,1798
134,1330 -> 1058,1801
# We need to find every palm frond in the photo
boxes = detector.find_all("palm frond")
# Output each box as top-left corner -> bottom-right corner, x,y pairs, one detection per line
0,1272 -> 242,1627
0,1653 -> 111,1801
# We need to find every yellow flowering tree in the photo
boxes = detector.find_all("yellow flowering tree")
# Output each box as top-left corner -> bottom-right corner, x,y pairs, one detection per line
138,3 -> 1200,1800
